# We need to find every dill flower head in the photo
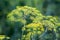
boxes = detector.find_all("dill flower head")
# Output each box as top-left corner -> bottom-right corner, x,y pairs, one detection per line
22,23 -> 44,40
7,6 -> 43,26
33,15 -> 59,31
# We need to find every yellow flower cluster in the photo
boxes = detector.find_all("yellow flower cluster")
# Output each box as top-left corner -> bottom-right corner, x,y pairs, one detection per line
22,23 -> 44,40
22,23 -> 44,31
7,6 -> 42,25
0,35 -> 5,40
26,23 -> 42,28
0,35 -> 10,40
33,15 -> 59,31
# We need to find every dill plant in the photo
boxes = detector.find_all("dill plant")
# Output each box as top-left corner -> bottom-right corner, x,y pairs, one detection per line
6,6 -> 60,40
7,6 -> 43,40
